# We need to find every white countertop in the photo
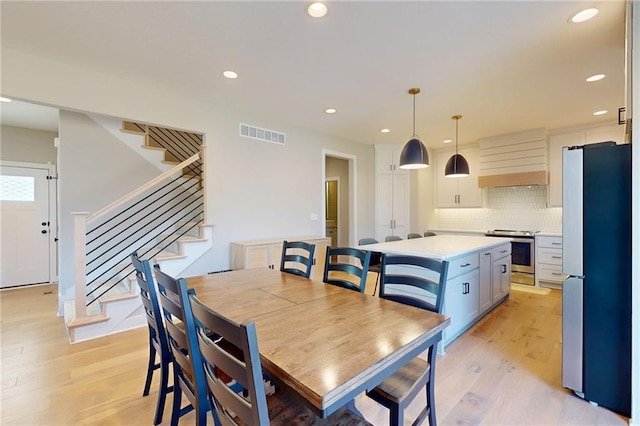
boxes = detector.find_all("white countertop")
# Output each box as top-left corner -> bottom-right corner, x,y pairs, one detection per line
427,228 -> 488,235
358,235 -> 512,261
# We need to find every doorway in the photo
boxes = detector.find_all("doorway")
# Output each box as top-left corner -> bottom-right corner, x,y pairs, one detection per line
323,151 -> 356,247
0,162 -> 56,287
325,177 -> 339,247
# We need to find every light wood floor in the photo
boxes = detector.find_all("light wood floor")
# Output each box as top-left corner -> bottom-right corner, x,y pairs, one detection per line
0,282 -> 629,425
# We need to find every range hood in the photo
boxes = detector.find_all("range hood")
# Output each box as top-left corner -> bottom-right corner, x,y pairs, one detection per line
478,128 -> 549,188
478,171 -> 549,188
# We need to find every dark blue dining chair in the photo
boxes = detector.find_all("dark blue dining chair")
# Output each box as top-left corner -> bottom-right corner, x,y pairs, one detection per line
188,293 -> 372,425
323,246 -> 371,293
131,252 -> 173,425
366,254 -> 449,426
280,240 -> 316,278
154,265 -> 211,426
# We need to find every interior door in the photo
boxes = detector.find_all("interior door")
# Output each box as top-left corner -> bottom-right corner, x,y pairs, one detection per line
0,165 -> 51,287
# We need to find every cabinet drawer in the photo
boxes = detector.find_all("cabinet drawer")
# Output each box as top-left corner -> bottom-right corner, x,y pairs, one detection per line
537,248 -> 563,265
537,236 -> 563,249
447,253 -> 478,278
492,243 -> 511,260
537,264 -> 566,283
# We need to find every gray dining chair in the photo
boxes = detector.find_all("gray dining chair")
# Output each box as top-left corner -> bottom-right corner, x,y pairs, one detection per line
424,231 -> 437,237
407,233 -> 423,239
366,253 -> 449,426
385,235 -> 403,242
358,238 -> 382,295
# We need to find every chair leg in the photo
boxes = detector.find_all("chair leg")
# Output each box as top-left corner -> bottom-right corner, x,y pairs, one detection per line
389,402 -> 402,426
170,375 -> 182,426
427,379 -> 436,426
195,400 -> 207,426
373,272 -> 380,296
143,339 -> 156,396
153,357 -> 171,425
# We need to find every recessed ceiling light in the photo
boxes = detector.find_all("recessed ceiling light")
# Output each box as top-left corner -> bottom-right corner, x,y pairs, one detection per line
593,110 -> 608,116
325,108 -> 336,114
222,70 -> 238,79
380,128 -> 390,133
570,8 -> 598,23
307,2 -> 328,18
586,74 -> 605,82
443,139 -> 452,144
0,97 -> 12,103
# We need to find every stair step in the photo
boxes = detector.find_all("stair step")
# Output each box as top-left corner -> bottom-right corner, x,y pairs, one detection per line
64,299 -> 107,329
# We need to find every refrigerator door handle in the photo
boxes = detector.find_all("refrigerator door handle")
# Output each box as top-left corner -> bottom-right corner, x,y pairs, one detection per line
562,147 -> 584,276
562,276 -> 584,394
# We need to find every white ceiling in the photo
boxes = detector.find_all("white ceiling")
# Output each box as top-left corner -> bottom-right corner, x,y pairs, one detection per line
0,1 -> 627,146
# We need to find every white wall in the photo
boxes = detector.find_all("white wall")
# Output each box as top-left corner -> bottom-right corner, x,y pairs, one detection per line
0,125 -> 57,164
0,47 -> 375,282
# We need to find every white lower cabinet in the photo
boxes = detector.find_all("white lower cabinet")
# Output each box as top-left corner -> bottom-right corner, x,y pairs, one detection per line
443,269 -> 479,343
491,245 -> 511,304
442,242 -> 511,347
478,249 -> 493,313
230,236 -> 331,273
535,235 -> 564,289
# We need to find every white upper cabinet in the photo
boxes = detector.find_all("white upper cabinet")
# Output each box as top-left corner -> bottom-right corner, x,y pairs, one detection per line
375,144 -> 408,175
435,146 -> 482,208
548,123 -> 625,207
375,145 -> 410,241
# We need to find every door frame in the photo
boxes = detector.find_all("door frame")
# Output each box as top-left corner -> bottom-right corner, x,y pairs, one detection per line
322,150 -> 357,247
0,160 -> 58,285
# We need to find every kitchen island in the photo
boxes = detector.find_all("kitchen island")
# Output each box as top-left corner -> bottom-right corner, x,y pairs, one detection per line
360,235 -> 512,348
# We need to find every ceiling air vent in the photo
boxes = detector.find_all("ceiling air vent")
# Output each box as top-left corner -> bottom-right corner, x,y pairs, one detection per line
239,123 -> 285,145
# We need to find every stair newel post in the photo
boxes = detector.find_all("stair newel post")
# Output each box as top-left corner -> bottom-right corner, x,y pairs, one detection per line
72,212 -> 89,320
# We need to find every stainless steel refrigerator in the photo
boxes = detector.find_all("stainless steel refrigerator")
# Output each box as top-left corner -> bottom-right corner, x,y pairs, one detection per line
562,142 -> 631,417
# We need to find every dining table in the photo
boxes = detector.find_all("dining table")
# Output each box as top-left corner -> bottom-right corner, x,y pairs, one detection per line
186,267 -> 450,418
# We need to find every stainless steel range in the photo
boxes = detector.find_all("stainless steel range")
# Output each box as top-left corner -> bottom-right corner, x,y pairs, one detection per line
485,229 -> 539,285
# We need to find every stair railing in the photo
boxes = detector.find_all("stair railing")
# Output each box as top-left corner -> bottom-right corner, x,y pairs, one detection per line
71,153 -> 203,321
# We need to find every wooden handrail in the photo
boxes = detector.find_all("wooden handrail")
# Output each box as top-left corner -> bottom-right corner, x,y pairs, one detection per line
87,153 -> 200,224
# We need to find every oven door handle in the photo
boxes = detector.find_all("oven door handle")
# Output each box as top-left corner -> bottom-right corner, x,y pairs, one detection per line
511,237 -> 535,243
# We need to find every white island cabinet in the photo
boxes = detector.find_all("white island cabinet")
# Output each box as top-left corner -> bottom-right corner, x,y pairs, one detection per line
358,235 -> 511,348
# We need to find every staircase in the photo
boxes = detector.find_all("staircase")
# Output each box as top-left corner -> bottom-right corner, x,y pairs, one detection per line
64,121 -> 212,343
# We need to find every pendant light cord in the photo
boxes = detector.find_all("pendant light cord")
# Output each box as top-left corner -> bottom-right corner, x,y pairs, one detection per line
455,117 -> 459,154
412,93 -> 416,137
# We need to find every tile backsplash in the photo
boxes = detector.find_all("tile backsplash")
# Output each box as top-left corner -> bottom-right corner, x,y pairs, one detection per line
435,186 -> 562,233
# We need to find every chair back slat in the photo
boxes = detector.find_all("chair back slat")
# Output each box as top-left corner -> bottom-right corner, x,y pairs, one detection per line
323,246 -> 371,293
190,294 -> 270,425
280,240 -> 316,278
379,254 -> 449,314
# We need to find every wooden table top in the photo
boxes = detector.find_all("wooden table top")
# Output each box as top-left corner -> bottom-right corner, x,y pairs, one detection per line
187,268 -> 450,415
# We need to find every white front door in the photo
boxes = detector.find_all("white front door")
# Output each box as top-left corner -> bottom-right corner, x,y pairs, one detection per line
0,165 -> 51,287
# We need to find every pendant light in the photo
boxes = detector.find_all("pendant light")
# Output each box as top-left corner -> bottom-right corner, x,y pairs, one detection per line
399,88 -> 429,169
445,114 -> 470,177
